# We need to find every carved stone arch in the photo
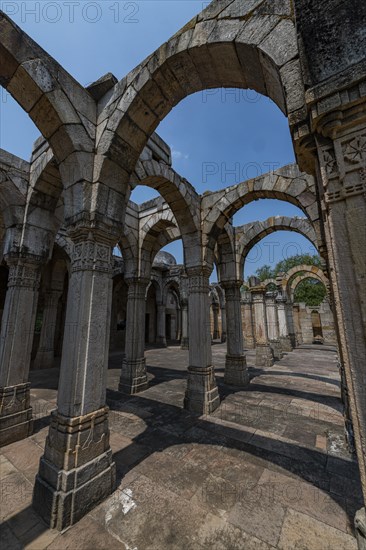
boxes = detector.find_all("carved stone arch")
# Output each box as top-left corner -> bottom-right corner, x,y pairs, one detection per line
97,0 -> 302,192
202,165 -> 321,265
289,273 -> 326,303
130,160 -> 200,269
147,277 -> 163,305
235,215 -> 319,275
162,278 -> 181,307
214,223 -> 239,282
0,13 -> 95,164
281,264 -> 329,298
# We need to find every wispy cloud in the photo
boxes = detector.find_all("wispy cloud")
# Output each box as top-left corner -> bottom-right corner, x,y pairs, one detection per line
172,147 -> 189,161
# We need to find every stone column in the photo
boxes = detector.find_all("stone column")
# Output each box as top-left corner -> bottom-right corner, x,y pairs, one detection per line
0,254 -> 42,446
119,278 -> 149,394
299,304 -> 313,344
316,122 -> 366,526
276,295 -> 293,352
285,301 -> 296,348
220,304 -> 227,343
180,299 -> 189,349
242,292 -> 255,349
251,286 -> 274,368
156,303 -> 167,347
33,290 -> 62,370
184,268 -> 219,414
222,281 -> 249,386
265,293 -> 282,361
292,304 -> 303,346
212,304 -> 220,340
33,230 -> 116,530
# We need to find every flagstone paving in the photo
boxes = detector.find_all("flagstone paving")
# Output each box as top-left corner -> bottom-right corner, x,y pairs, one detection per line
0,345 -> 361,549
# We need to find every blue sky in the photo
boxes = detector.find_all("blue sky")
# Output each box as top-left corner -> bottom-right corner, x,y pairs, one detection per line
0,1 -> 317,279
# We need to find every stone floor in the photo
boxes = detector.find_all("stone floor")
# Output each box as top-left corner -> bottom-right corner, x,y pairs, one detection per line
0,344 -> 362,549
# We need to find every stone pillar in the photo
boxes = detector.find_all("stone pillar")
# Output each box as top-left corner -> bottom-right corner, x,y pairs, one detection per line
119,278 -> 149,394
220,304 -> 227,343
33,290 -> 62,370
242,292 -> 255,349
33,230 -> 116,530
299,303 -> 313,344
212,304 -> 220,340
251,286 -> 274,368
0,254 -> 42,446
319,301 -> 337,345
180,300 -> 189,350
222,281 -> 249,386
156,303 -> 167,347
316,123 -> 366,519
292,304 -> 303,346
285,301 -> 297,347
276,295 -> 293,352
265,293 -> 282,361
184,268 -> 219,414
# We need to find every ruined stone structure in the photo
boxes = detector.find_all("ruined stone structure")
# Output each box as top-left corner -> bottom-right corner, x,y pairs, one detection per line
0,0 -> 365,545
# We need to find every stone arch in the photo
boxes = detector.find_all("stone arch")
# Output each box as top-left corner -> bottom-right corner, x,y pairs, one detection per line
214,223 -> 237,281
289,273 -> 326,303
203,165 -> 320,266
131,160 -> 200,268
96,0 -> 303,209
262,278 -> 277,289
0,13 -> 95,163
281,264 -> 329,298
141,218 -> 180,274
236,215 -> 319,275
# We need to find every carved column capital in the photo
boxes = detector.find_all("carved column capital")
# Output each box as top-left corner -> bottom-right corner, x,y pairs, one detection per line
5,253 -> 43,290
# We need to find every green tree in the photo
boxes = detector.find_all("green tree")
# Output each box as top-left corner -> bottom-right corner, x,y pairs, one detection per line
274,254 -> 321,276
255,264 -> 274,282
294,278 -> 327,306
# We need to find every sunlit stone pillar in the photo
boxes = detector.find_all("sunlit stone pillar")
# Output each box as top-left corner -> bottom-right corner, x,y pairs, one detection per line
292,304 -> 303,346
33,290 -> 62,370
242,291 -> 255,349
119,278 -> 149,394
276,295 -> 293,352
33,229 -> 116,530
315,119 -> 366,533
251,286 -> 274,368
184,268 -> 219,414
0,253 -> 42,446
222,281 -> 249,386
156,303 -> 167,347
180,299 -> 189,349
265,292 -> 282,361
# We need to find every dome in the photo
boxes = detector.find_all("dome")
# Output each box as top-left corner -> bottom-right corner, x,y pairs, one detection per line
153,251 -> 177,270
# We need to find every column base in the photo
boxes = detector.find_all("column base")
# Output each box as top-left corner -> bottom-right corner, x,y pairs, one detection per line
33,350 -> 55,370
118,357 -> 148,394
355,508 -> 366,550
180,337 -> 189,350
0,383 -> 33,447
224,355 -> 249,386
279,336 -> 293,352
255,344 -> 274,368
270,340 -> 283,361
184,366 -> 220,415
32,407 -> 116,531
156,337 -> 167,348
244,339 -> 255,349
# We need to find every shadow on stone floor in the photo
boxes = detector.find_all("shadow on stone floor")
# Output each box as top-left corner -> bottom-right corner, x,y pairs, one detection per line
2,384 -> 362,548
